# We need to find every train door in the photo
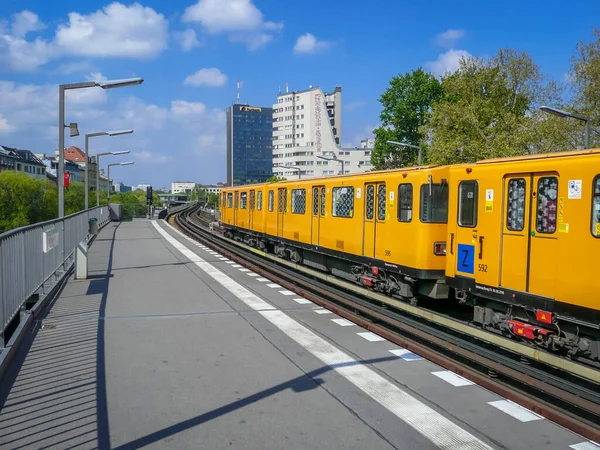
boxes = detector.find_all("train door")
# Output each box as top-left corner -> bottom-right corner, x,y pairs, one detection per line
363,182 -> 386,258
234,191 -> 239,226
277,188 -> 287,237
453,180 -> 480,280
499,173 -> 558,299
311,186 -> 325,246
249,190 -> 255,229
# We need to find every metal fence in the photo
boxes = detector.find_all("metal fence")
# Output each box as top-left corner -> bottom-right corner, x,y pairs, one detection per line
0,206 -> 109,342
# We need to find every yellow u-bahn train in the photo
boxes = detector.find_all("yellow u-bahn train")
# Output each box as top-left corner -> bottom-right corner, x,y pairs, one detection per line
219,149 -> 600,361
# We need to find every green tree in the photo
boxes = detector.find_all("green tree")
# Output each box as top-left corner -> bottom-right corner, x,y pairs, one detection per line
64,181 -> 85,215
189,187 -> 208,202
371,68 -> 443,169
569,27 -> 600,148
265,175 -> 286,182
425,49 -> 566,164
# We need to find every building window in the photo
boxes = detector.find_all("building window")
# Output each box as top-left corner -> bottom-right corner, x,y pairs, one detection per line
592,176 -> 600,237
398,184 -> 413,222
257,191 -> 263,211
227,193 -> 233,208
332,186 -> 354,218
458,181 -> 478,227
507,178 -> 526,231
420,183 -> 449,223
292,189 -> 306,214
536,177 -> 558,234
377,184 -> 386,220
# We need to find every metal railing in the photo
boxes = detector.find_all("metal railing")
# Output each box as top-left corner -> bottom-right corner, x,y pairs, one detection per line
0,206 -> 109,342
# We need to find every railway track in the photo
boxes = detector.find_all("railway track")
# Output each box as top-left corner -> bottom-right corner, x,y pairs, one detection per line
170,203 -> 600,442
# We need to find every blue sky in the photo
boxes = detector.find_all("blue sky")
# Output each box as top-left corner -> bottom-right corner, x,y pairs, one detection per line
0,0 -> 598,189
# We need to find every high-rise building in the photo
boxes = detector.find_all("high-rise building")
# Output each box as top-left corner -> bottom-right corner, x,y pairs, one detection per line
272,86 -> 372,179
226,104 -> 274,186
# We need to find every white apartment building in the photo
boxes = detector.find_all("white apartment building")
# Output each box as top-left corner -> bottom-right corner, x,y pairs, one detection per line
198,184 -> 225,195
272,86 -> 372,179
171,181 -> 196,194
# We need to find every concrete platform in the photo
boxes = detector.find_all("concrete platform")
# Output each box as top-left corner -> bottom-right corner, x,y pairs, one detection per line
0,220 -> 596,450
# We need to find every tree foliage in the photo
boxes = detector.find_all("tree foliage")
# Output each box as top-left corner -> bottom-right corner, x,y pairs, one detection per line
371,68 -> 443,169
266,176 -> 287,182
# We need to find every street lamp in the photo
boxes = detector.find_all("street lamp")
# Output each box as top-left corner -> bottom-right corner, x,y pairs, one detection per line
107,162 -> 134,204
85,130 -> 134,209
387,140 -> 423,166
97,151 -> 131,206
540,106 -> 590,149
317,153 -> 346,175
282,165 -> 302,179
58,77 -> 143,217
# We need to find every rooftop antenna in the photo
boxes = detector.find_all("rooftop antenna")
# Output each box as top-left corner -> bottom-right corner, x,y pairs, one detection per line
286,81 -> 289,93
237,78 -> 240,104
278,85 -> 281,95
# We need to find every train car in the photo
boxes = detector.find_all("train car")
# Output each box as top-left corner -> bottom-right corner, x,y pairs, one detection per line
445,149 -> 600,360
221,165 -> 451,300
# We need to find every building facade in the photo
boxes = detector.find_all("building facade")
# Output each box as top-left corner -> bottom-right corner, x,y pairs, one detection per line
226,104 -> 274,186
171,181 -> 196,194
272,86 -> 371,179
198,184 -> 225,195
0,146 -> 47,180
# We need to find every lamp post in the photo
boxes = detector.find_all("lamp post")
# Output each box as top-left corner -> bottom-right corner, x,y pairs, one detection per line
282,165 -> 302,179
85,130 -> 133,209
540,106 -> 590,149
317,153 -> 346,175
107,162 -> 134,204
58,77 -> 143,218
97,151 -> 131,206
387,140 -> 423,166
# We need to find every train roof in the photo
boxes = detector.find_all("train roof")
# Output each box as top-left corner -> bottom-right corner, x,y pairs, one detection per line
474,148 -> 600,165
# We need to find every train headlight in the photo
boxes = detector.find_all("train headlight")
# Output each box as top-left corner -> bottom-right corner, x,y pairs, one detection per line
433,242 -> 446,255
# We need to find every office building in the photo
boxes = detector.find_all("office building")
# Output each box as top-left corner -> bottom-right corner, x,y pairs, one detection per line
272,85 -> 371,179
171,181 -> 196,194
226,104 -> 274,186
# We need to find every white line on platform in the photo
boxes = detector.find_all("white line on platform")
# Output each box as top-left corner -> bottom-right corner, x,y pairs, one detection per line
570,442 -> 600,450
231,264 -> 242,268
389,349 -> 423,361
238,268 -> 250,272
256,277 -> 270,282
247,273 -> 260,277
225,261 -> 235,264
331,318 -> 355,327
154,221 -> 494,450
314,308 -> 332,314
279,290 -> 297,296
293,298 -> 312,305
488,400 -> 544,423
266,283 -> 281,288
431,371 -> 474,387
357,332 -> 385,342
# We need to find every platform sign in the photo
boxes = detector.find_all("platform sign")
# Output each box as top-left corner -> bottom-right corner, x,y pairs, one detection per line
457,244 -> 475,274
43,228 -> 59,253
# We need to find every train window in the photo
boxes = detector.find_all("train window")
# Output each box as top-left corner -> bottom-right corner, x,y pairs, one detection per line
507,178 -> 526,231
240,192 -> 248,209
292,189 -> 306,214
250,191 -> 255,210
320,188 -> 326,216
235,192 -> 239,209
332,186 -> 354,218
313,187 -> 319,215
536,177 -> 558,234
257,191 -> 263,211
227,193 -> 233,208
592,176 -> 600,238
278,190 -> 287,213
377,184 -> 386,221
420,183 -> 449,223
366,185 -> 374,219
398,184 -> 413,222
458,181 -> 478,227
268,190 -> 274,212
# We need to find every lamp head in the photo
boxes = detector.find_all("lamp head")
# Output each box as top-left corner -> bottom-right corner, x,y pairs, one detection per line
68,123 -> 79,137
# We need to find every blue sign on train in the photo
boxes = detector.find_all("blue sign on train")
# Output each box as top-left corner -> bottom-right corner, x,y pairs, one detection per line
457,244 -> 475,274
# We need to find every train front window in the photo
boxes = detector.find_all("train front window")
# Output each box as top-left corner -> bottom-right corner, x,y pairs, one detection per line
592,176 -> 600,237
420,183 -> 449,223
458,181 -> 478,227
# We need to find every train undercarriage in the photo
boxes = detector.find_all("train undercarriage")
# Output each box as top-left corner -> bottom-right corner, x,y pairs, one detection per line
223,226 -> 599,363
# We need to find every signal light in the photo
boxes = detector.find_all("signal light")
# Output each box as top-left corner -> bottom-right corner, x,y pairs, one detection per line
433,241 -> 446,255
466,168 -> 473,174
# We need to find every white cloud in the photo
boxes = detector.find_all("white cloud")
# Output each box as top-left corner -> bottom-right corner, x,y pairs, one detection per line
171,100 -> 207,116
135,151 -> 173,164
0,34 -> 54,71
184,67 -> 228,87
177,29 -> 200,51
293,33 -> 332,54
435,29 -> 465,48
426,49 -> 472,77
0,115 -> 16,134
183,0 -> 282,50
53,61 -> 96,75
11,11 -> 45,38
55,2 -> 168,58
